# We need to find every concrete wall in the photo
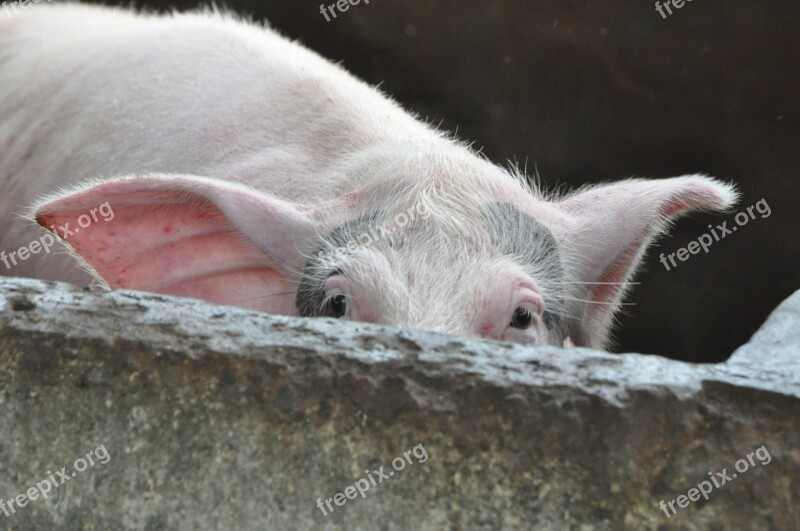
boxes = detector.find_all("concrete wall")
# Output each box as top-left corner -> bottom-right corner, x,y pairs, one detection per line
0,277 -> 797,529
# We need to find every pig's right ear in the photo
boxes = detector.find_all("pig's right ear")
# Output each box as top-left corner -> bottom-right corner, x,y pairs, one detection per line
555,175 -> 738,349
31,174 -> 320,314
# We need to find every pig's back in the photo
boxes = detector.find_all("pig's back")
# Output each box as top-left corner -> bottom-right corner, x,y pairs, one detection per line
0,4 -> 437,282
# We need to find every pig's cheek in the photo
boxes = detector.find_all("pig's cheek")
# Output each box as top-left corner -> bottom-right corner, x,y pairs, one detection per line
345,297 -> 381,324
347,304 -> 367,322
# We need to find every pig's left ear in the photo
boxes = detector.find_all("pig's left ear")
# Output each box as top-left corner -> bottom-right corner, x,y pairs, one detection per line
32,174 -> 321,315
557,175 -> 738,349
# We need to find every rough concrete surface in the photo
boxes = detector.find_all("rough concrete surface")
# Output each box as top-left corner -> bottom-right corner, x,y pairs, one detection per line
0,277 -> 797,530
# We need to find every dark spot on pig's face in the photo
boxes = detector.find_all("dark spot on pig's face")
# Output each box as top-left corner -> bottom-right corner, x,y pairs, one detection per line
482,202 -> 564,329
295,212 -> 386,318
294,199 -> 568,345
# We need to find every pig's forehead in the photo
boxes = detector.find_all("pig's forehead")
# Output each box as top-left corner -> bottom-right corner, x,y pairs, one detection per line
319,190 -> 565,284
314,174 -> 568,259
325,170 -> 567,235
329,146 -> 533,197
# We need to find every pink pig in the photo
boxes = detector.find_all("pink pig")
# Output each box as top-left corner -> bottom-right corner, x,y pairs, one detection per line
0,5 -> 737,348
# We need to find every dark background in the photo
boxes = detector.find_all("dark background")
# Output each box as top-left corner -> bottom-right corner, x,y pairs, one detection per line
92,0 -> 799,362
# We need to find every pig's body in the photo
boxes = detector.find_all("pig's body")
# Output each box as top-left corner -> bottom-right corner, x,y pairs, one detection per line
0,5 -> 738,349
0,4 -> 438,281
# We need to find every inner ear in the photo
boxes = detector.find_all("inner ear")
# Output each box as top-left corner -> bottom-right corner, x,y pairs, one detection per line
32,174 -> 320,314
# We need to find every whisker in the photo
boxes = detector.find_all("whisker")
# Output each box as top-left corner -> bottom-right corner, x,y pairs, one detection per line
561,281 -> 640,286
547,309 -> 582,322
558,295 -> 636,306
233,290 -> 296,305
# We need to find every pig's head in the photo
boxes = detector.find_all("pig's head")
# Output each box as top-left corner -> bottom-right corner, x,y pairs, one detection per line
31,152 -> 737,349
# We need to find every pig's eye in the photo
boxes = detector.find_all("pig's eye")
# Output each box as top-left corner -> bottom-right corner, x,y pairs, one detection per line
510,306 -> 535,329
323,294 -> 347,318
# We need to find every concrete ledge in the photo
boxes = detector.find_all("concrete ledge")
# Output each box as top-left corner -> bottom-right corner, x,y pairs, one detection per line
0,277 -> 797,529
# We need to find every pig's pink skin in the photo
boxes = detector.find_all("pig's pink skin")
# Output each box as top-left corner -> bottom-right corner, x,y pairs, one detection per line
1,5 -> 739,348
0,4 -> 437,285
32,175 -> 323,314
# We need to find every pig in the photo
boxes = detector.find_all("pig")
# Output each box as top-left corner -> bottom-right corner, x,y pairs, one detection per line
0,4 -> 738,349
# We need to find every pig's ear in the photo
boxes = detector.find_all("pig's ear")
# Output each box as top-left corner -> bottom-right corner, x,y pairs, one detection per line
557,175 -> 738,349
31,174 -> 320,314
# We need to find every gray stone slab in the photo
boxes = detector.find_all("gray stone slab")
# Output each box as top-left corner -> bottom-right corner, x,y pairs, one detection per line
0,277 -> 797,529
